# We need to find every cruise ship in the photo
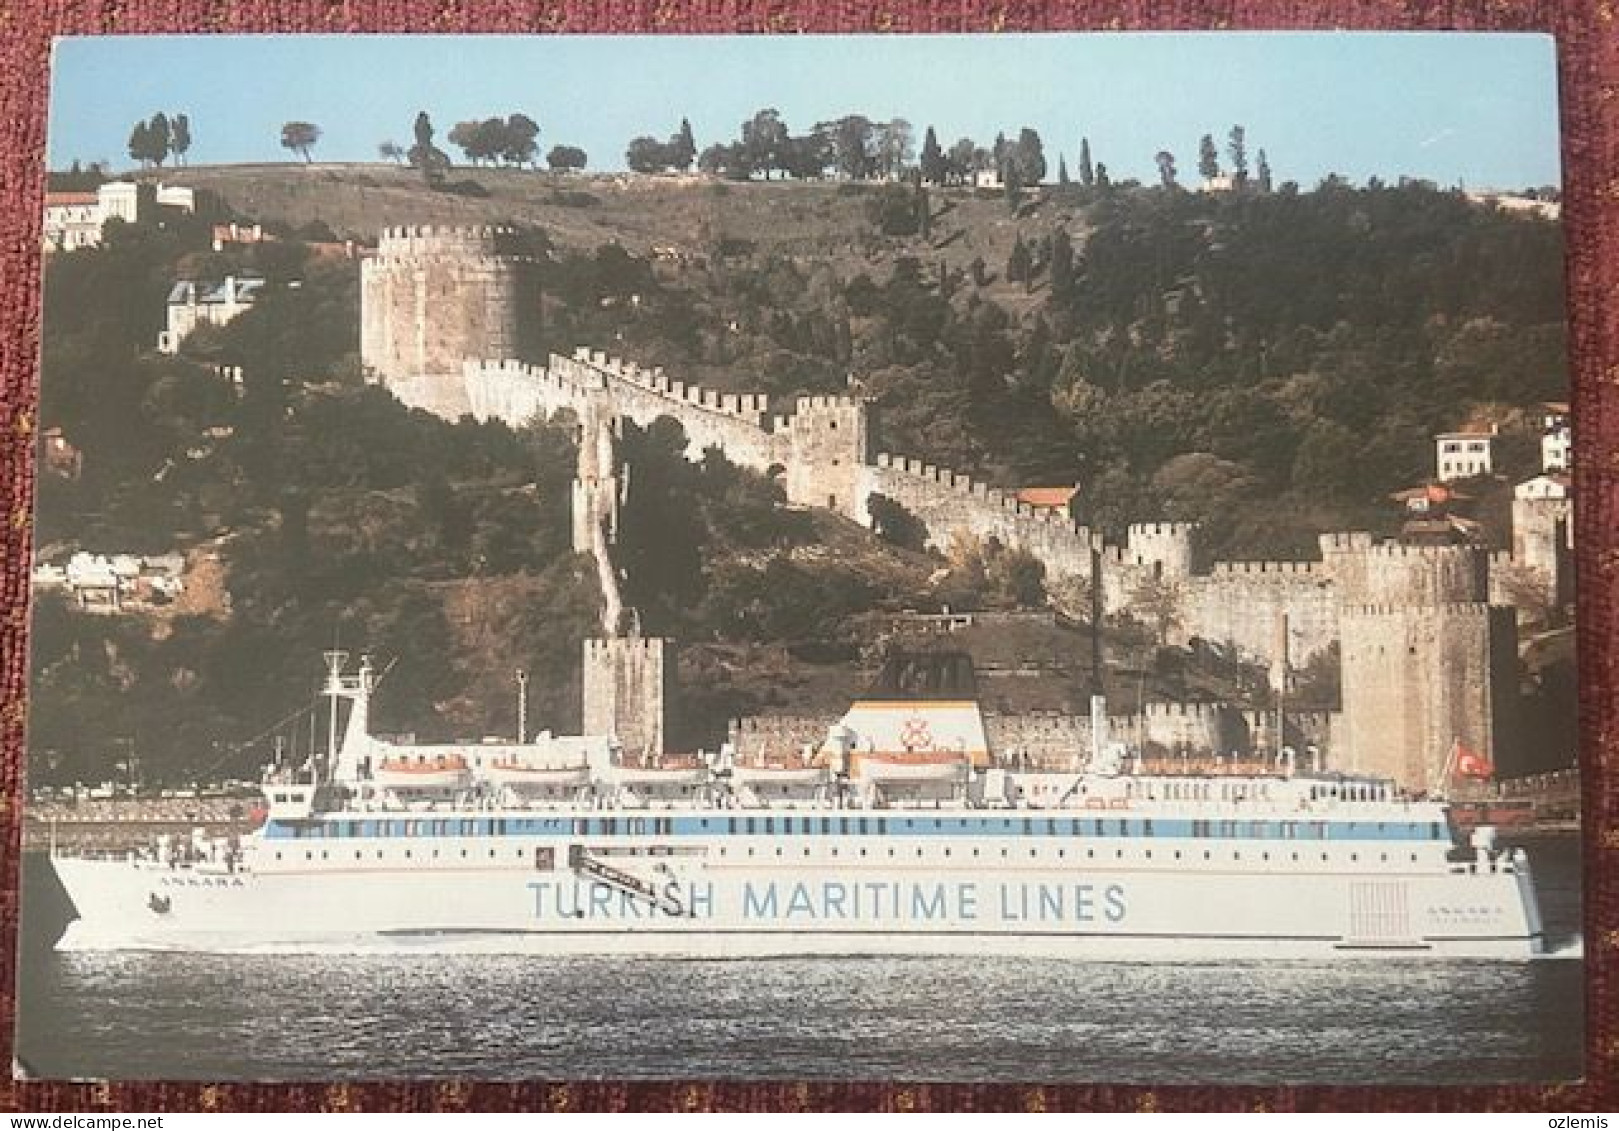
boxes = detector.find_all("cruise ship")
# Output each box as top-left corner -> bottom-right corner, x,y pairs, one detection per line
48,652 -> 1546,958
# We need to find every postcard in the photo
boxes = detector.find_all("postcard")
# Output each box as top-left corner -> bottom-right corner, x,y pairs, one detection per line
15,31 -> 1580,1084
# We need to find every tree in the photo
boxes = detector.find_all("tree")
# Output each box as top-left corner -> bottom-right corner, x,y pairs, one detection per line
1057,155 -> 1070,186
170,114 -> 191,166
503,113 -> 540,166
1006,234 -> 1032,283
919,126 -> 945,185
1198,133 -> 1220,181
378,140 -> 404,164
1155,149 -> 1178,189
1228,125 -> 1249,187
1049,228 -> 1075,301
1095,162 -> 1110,188
148,113 -> 172,167
741,108 -> 788,179
947,137 -> 976,185
127,120 -> 153,168
778,133 -> 831,180
408,112 -> 450,185
1078,137 -> 1094,187
547,144 -> 587,172
1256,148 -> 1273,193
1012,127 -> 1046,186
625,136 -> 669,174
874,118 -> 913,180
671,118 -> 697,171
280,121 -> 321,163
827,115 -> 875,180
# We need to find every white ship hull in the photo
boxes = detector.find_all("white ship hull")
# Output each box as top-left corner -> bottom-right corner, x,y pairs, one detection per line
51,830 -> 1544,960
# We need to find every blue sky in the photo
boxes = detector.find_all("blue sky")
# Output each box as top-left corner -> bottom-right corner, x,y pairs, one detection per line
48,32 -> 1561,190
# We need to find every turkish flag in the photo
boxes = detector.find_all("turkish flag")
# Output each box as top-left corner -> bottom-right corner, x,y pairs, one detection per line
1455,743 -> 1494,780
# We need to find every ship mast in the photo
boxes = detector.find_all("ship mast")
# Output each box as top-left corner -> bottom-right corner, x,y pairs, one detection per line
323,649 -> 348,784
516,668 -> 529,744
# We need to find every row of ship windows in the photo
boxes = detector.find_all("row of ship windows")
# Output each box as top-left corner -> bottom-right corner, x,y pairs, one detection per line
266,816 -> 1448,842
269,845 -> 1429,865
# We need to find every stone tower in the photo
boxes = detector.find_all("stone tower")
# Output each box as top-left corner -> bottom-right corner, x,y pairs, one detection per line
360,226 -> 535,418
1511,492 -> 1573,609
1329,539 -> 1518,792
582,637 -> 672,758
570,405 -> 672,757
1126,522 -> 1200,578
784,395 -> 870,522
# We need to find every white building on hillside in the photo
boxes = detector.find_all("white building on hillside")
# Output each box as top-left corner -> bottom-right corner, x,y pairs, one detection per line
42,180 -> 195,253
1435,428 -> 1496,482
158,276 -> 265,353
1541,401 -> 1571,472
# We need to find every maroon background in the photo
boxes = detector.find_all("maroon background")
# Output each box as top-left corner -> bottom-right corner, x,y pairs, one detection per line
0,1 -> 1612,1113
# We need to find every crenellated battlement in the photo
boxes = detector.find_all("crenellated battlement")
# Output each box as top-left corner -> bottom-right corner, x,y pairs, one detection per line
1210,560 -> 1322,577
1359,542 -> 1483,563
561,348 -> 776,425
1141,701 -> 1226,721
794,394 -> 867,413
868,450 -> 1090,538
1319,531 -> 1375,554
1340,600 -> 1498,619
372,225 -> 525,261
1128,522 -> 1197,539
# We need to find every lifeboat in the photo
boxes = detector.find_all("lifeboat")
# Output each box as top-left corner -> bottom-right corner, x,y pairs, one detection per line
731,755 -> 829,789
482,758 -> 593,790
609,755 -> 707,788
851,750 -> 970,785
373,753 -> 471,791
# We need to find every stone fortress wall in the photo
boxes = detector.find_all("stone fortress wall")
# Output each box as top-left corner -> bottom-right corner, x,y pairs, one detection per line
362,226 -> 536,419
362,226 -> 1547,791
